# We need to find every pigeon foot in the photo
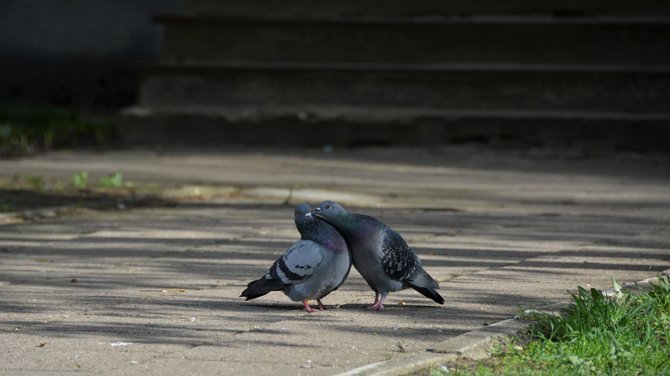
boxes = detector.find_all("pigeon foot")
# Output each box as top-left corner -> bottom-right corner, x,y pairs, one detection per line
302,300 -> 318,313
367,302 -> 384,310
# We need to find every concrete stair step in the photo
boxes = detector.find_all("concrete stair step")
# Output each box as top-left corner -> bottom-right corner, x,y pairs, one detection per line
158,14 -> 670,65
120,105 -> 670,149
122,2 -> 670,149
183,0 -> 670,17
137,62 -> 670,113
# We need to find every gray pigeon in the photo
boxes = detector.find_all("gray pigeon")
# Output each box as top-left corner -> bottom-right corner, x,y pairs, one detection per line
240,203 -> 352,312
313,200 -> 444,310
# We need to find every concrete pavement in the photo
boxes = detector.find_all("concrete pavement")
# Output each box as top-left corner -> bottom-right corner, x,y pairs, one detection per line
1,147 -> 669,375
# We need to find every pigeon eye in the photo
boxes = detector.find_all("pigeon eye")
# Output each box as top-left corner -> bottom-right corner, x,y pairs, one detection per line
326,205 -> 332,209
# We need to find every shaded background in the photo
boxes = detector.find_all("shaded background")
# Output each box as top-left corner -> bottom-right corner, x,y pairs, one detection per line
1,0 -> 669,151
0,0 -> 180,108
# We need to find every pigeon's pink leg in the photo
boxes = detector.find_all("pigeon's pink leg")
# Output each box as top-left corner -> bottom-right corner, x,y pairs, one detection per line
367,293 -> 380,309
316,299 -> 327,310
302,300 -> 317,313
367,293 -> 386,310
369,300 -> 384,310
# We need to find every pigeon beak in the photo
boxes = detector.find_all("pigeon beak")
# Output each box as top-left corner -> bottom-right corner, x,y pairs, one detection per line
311,208 -> 326,220
304,212 -> 313,218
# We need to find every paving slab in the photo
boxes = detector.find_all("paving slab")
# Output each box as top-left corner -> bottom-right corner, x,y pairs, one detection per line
1,147 -> 669,375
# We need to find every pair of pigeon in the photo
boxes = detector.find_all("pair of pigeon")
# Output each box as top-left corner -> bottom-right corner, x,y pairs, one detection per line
240,201 -> 444,312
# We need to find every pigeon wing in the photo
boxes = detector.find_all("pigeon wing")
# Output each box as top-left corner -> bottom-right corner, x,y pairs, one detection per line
267,240 -> 324,285
380,230 -> 417,281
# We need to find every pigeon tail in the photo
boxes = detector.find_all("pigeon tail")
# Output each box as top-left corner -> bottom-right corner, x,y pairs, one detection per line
408,267 -> 440,289
406,267 -> 445,304
240,277 -> 285,301
409,285 -> 445,304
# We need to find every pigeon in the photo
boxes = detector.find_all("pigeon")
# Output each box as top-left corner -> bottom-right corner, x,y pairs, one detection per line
313,200 -> 444,310
240,203 -> 351,313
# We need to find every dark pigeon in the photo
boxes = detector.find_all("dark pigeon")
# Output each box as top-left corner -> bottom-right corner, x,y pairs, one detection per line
313,200 -> 444,310
240,203 -> 352,312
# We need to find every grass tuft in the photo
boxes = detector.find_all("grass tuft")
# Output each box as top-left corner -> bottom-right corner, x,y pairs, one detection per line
0,107 -> 115,156
427,276 -> 670,376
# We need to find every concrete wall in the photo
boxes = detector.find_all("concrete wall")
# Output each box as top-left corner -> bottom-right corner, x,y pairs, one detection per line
0,0 -> 181,108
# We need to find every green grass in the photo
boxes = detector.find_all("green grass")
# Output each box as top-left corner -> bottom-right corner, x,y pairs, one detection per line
98,172 -> 125,188
0,106 -> 115,156
71,171 -> 89,190
5,172 -> 130,193
432,277 -> 670,376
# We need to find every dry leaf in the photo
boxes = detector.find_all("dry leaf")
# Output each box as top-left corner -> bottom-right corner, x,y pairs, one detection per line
161,288 -> 187,293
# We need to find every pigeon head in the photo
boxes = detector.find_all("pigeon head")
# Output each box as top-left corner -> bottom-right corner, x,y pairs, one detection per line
313,200 -> 344,215
312,201 -> 351,226
294,203 -> 312,218
294,203 -> 326,241
293,203 -> 314,230
313,200 -> 373,240
293,202 -> 348,251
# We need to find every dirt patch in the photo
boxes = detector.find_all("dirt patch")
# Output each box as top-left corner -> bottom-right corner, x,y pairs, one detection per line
0,187 -> 175,221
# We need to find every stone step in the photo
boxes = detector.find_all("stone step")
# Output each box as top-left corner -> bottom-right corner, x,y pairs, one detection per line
158,14 -> 670,65
124,3 -> 670,149
120,105 -> 670,150
183,0 -> 670,17
138,63 -> 670,113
